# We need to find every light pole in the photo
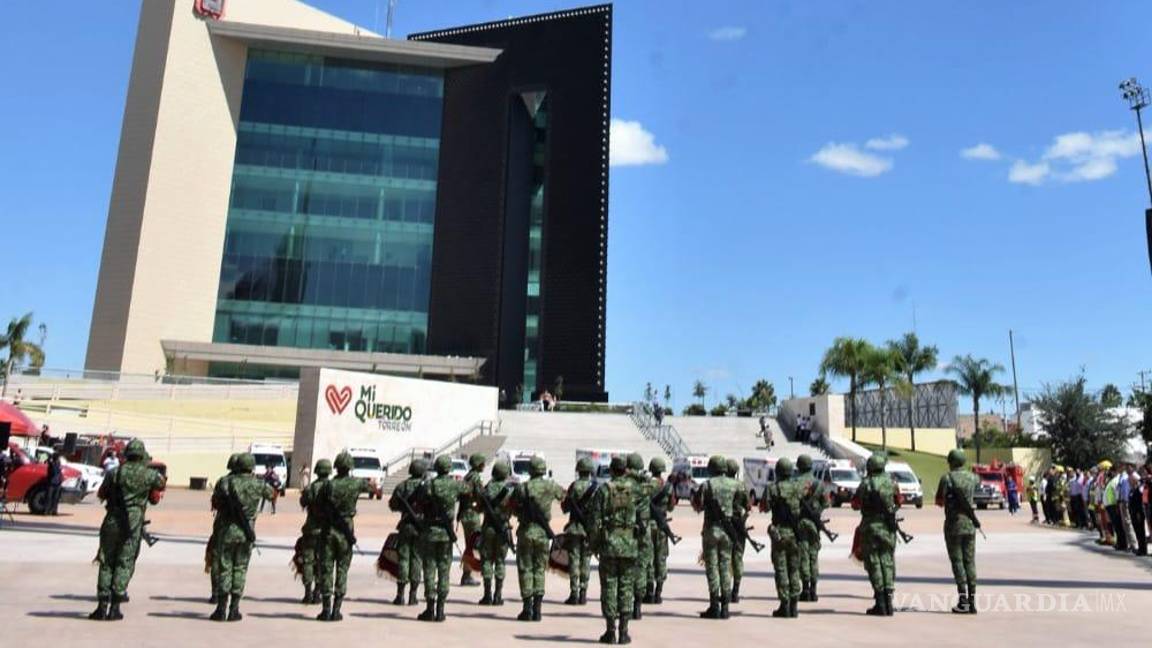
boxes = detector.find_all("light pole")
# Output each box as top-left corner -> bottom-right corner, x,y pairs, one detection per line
1119,77 -> 1152,274
788,376 -> 794,400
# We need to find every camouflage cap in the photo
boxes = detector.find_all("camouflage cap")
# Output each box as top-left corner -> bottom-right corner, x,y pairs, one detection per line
576,457 -> 594,474
707,455 -> 727,476
235,453 -> 256,473
469,453 -> 486,470
492,461 -> 511,480
649,457 -> 666,474
334,451 -> 354,472
226,453 -> 240,471
865,452 -> 887,475
124,439 -> 147,461
796,454 -> 813,472
529,455 -> 547,477
609,456 -> 627,474
947,448 -> 967,469
626,453 -> 644,472
776,457 -> 794,478
314,459 -> 333,477
409,458 -> 428,477
434,455 -> 452,475
725,458 -> 739,477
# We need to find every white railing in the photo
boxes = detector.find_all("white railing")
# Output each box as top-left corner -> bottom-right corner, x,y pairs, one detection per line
630,401 -> 691,458
7,367 -> 298,403
381,419 -> 498,476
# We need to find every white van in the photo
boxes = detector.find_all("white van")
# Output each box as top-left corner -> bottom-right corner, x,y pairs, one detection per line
496,449 -> 547,483
886,461 -> 923,508
670,455 -> 710,499
742,456 -> 778,506
575,448 -> 631,486
250,443 -> 288,493
817,459 -> 861,507
346,447 -> 386,499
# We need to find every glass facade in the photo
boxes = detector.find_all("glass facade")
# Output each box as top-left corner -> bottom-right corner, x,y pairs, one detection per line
521,96 -> 549,398
213,50 -> 443,364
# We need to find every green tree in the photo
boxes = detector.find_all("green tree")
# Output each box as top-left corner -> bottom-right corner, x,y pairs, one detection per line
946,355 -> 1010,463
1035,376 -> 1133,468
859,346 -> 901,449
710,403 -> 729,417
663,384 -> 672,406
644,382 -> 655,402
692,380 -> 708,407
819,337 -> 873,442
1099,383 -> 1123,409
887,332 -> 939,452
746,379 -> 777,412
809,376 -> 830,396
683,403 -> 707,416
1,313 -> 45,397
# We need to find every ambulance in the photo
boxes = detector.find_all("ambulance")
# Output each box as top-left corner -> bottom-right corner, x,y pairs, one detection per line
670,454 -> 710,499
742,456 -> 779,506
574,448 -> 631,486
496,449 -> 548,483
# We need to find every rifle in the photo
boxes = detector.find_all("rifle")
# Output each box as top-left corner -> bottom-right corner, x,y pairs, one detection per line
946,473 -> 988,540
141,520 -> 160,547
703,482 -> 764,553
869,485 -> 914,544
215,477 -> 260,555
424,480 -> 459,546
519,484 -> 556,541
391,480 -> 428,534
800,482 -> 838,543
479,484 -> 516,551
108,470 -> 159,548
320,480 -> 363,555
563,481 -> 600,533
649,481 -> 682,545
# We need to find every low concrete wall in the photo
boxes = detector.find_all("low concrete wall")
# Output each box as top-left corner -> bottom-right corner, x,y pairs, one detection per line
974,447 -> 1052,475
153,451 -> 233,489
848,427 -> 957,456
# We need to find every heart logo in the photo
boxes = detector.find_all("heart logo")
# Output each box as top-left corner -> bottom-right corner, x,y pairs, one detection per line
325,385 -> 352,415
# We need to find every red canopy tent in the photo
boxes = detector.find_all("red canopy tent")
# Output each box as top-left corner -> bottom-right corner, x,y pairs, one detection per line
0,401 -> 39,436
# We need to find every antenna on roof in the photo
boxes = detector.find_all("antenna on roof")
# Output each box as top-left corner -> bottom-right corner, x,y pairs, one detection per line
386,0 -> 398,39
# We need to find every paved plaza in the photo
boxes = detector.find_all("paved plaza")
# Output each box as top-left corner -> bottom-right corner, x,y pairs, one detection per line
2,490 -> 1149,647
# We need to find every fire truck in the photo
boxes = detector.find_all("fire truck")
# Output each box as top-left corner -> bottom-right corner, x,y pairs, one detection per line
971,461 -> 1023,510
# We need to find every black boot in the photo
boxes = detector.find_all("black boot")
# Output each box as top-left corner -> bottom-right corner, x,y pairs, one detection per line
227,595 -> 242,622
866,591 -> 885,616
617,616 -> 632,645
598,618 -> 616,644
632,595 -> 642,620
951,587 -> 969,614
480,579 -> 493,605
810,580 -> 819,602
435,596 -> 445,622
699,595 -> 721,619
788,597 -> 799,618
532,594 -> 543,621
408,586 -> 420,606
799,582 -> 811,602
330,595 -> 344,622
210,594 -> 228,621
493,579 -> 505,606
730,579 -> 741,604
209,589 -> 218,605
317,596 -> 332,621
120,593 -> 130,603
579,587 -> 587,605
302,584 -> 313,605
643,582 -> 655,604
461,572 -> 479,587
393,583 -> 406,606
517,598 -> 534,621
719,594 -> 730,619
967,587 -> 978,615
565,589 -> 580,605
88,596 -> 109,621
106,594 -> 124,621
310,588 -> 321,605
884,590 -> 895,616
773,597 -> 789,618
653,582 -> 663,604
418,598 -> 436,621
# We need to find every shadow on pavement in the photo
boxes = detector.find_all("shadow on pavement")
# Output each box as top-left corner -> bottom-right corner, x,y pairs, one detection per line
150,595 -> 211,604
26,611 -> 91,620
247,612 -> 312,620
50,594 -> 98,602
241,596 -> 304,604
349,612 -> 418,621
147,611 -> 207,619
513,635 -> 602,644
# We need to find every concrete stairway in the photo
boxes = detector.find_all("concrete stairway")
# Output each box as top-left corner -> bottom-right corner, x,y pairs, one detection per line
666,415 -> 827,462
378,434 -> 507,494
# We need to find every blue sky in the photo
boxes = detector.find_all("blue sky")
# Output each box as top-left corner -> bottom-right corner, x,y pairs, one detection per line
2,1 -> 1150,410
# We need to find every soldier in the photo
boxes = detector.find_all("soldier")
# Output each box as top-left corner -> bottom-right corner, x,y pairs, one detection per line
311,451 -> 372,621
794,454 -> 826,602
294,458 -> 331,606
209,452 -> 274,621
478,460 -> 515,606
459,453 -> 487,587
764,457 -> 802,618
208,453 -> 240,605
509,455 -> 564,622
388,458 -> 427,606
590,456 -> 637,644
725,458 -> 749,603
562,457 -> 598,605
692,455 -> 738,619
417,455 -> 467,622
89,439 -> 165,621
936,448 -> 980,614
626,453 -> 653,620
851,452 -> 900,616
646,457 -> 675,604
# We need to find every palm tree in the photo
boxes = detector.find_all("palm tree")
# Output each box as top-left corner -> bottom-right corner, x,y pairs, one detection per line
692,380 -> 708,407
945,354 -> 1009,464
809,376 -> 830,396
1,312 -> 45,397
887,332 -> 939,452
860,346 -> 900,449
819,337 -> 872,442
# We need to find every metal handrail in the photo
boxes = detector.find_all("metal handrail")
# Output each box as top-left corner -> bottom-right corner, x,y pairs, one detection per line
381,419 -> 497,476
629,401 -> 691,458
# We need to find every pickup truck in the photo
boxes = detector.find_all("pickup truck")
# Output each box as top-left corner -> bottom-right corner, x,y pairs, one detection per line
4,442 -> 87,514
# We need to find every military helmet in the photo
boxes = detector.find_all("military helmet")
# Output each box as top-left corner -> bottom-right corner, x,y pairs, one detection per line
124,439 -> 147,461
434,455 -> 453,475
226,453 -> 240,471
492,461 -> 511,480
947,448 -> 967,469
334,451 -> 354,472
649,457 -> 666,475
776,457 -> 794,478
314,459 -> 333,477
609,456 -> 627,475
409,458 -> 428,478
576,457 -> 594,475
529,455 -> 547,477
865,452 -> 887,475
469,453 -> 486,470
796,454 -> 813,472
707,455 -> 727,476
235,452 -> 256,473
626,453 -> 644,472
725,458 -> 739,477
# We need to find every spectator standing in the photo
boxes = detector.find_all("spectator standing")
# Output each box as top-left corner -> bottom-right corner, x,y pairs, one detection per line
1118,466 -> 1138,549
1026,476 -> 1039,523
1104,468 -> 1126,550
260,462 -> 282,514
1128,469 -> 1147,556
102,451 -> 120,476
1006,475 -> 1019,515
46,453 -> 63,515
1068,470 -> 1083,528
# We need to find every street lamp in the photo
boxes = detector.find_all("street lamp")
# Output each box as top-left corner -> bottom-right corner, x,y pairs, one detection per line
1120,78 -> 1152,206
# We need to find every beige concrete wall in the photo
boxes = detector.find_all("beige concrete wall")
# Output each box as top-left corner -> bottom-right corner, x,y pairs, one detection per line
156,451 -> 234,488
780,395 -> 845,441
850,427 -> 957,456
977,447 -> 1052,475
87,0 -> 369,375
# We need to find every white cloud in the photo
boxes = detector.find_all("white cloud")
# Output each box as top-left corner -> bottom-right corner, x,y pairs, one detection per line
708,26 -> 747,42
864,134 -> 909,151
961,143 -> 1001,161
809,142 -> 893,177
610,118 -> 668,167
1008,160 -> 1050,185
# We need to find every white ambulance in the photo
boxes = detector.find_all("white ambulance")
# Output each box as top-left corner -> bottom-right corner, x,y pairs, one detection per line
742,456 -> 778,506
670,454 -> 710,500
346,447 -> 386,499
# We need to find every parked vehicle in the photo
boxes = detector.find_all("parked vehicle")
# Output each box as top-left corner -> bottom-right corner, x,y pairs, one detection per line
495,449 -> 548,483
33,445 -> 103,496
575,448 -> 631,486
670,455 -> 710,500
886,461 -> 923,508
5,442 -> 86,514
970,462 -> 1021,510
250,443 -> 288,493
817,459 -> 861,507
346,447 -> 386,499
742,456 -> 778,506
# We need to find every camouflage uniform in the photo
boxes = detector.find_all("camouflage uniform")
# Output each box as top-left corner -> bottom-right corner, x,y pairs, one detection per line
765,458 -> 803,618
853,452 -> 899,616
695,455 -> 738,619
509,456 -> 564,622
590,457 -> 637,645
309,452 -> 371,621
208,453 -> 240,605
936,449 -> 980,614
417,455 -> 467,622
89,439 -> 165,621
478,461 -> 514,606
562,458 -> 597,605
647,457 -> 675,604
460,453 -> 486,587
794,454 -> 826,602
388,459 -> 427,606
295,459 -> 331,606
627,453 -> 654,620
725,458 -> 749,603
210,453 -> 275,621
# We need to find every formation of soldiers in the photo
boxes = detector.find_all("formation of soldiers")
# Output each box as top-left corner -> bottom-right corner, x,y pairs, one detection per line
87,440 -> 985,643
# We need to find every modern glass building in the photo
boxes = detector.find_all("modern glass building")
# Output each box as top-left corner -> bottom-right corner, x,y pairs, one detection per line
86,0 -> 611,402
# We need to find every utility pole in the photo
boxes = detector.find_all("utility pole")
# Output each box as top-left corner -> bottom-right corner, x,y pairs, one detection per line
1139,369 -> 1149,393
788,376 -> 795,400
1118,78 -> 1152,275
1009,329 -> 1021,433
